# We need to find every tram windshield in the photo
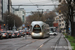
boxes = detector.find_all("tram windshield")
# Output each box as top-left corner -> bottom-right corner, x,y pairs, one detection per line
33,25 -> 41,33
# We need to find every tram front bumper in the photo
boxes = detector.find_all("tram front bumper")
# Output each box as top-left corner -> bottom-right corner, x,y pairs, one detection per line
31,32 -> 43,37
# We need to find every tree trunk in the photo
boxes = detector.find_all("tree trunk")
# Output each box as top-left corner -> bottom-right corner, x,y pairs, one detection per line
66,20 -> 69,34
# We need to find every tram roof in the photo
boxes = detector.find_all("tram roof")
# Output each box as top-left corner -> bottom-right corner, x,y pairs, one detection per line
31,21 -> 45,27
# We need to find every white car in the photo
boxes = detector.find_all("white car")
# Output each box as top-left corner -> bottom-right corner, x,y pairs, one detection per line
53,32 -> 58,35
49,31 -> 57,36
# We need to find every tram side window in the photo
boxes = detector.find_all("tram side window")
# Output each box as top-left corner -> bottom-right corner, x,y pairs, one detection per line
33,25 -> 41,33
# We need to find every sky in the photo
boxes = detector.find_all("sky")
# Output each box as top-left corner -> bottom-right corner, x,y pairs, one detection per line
11,0 -> 59,16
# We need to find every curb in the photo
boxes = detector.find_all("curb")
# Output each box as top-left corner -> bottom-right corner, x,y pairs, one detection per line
64,36 -> 72,50
54,33 -> 62,50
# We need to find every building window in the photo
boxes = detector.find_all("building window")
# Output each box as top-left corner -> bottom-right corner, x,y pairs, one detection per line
56,20 -> 58,23
56,18 -> 59,20
59,20 -> 61,22
62,20 -> 63,21
62,24 -> 64,26
59,24 -> 61,26
23,11 -> 25,14
61,15 -> 64,17
59,16 -> 61,18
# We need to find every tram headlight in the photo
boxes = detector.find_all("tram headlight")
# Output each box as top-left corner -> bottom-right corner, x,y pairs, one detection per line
31,32 -> 34,35
40,32 -> 42,35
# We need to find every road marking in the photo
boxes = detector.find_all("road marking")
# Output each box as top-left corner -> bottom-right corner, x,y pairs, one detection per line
40,44 -> 43,48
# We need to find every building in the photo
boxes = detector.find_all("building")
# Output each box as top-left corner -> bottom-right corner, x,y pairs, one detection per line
14,8 -> 26,23
59,0 -> 65,3
0,0 -> 12,30
0,0 -> 4,30
54,14 -> 66,32
3,0 -> 8,13
0,0 -> 2,20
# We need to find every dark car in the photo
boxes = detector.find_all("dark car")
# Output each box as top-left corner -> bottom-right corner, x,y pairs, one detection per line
26,30 -> 31,35
14,31 -> 21,37
19,30 -> 25,37
1,31 -> 9,38
7,30 -> 14,38
11,32 -> 16,38
0,31 -> 2,39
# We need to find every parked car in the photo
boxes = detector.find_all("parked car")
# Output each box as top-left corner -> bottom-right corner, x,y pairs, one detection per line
14,31 -> 21,37
26,30 -> 31,35
49,31 -> 54,35
11,32 -> 16,38
19,30 -> 25,37
1,31 -> 9,38
53,32 -> 58,35
7,30 -> 13,38
0,31 -> 2,39
49,31 -> 57,36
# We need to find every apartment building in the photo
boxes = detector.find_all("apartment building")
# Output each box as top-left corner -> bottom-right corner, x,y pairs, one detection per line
0,0 -> 3,24
14,8 -> 26,23
54,14 -> 66,32
0,0 -> 12,29
59,0 -> 65,3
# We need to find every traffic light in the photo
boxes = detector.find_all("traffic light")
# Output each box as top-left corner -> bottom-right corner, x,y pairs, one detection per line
3,24 -> 5,28
59,0 -> 61,2
59,10 -> 61,14
27,25 -> 29,29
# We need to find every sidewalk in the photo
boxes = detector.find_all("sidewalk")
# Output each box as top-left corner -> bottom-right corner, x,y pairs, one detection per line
39,33 -> 62,50
39,33 -> 72,50
56,34 -> 68,50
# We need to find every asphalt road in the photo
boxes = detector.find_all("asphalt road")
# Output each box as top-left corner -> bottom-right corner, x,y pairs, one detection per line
0,33 -> 68,50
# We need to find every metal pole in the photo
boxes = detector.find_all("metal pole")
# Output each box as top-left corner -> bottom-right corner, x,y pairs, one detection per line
14,20 -> 15,26
2,0 -> 3,20
37,9 -> 44,20
8,0 -> 10,15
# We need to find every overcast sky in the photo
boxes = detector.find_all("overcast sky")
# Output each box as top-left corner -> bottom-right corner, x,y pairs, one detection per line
11,0 -> 59,16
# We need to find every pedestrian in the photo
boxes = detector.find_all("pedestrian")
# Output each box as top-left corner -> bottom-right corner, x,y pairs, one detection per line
24,27 -> 27,39
25,32 -> 27,39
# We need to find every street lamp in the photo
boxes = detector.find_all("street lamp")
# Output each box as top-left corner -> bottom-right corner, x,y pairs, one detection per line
13,20 -> 16,31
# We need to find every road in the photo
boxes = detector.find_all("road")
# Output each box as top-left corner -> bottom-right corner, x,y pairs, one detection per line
0,33 -> 68,50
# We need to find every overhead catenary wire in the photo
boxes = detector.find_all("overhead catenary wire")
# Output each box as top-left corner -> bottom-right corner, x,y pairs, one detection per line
28,0 -> 59,8
11,0 -> 59,9
28,0 -> 51,4
22,0 -> 59,5
29,0 -> 35,5
11,4 -> 66,6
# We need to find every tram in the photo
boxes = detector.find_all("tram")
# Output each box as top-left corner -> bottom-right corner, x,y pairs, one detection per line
31,21 -> 50,38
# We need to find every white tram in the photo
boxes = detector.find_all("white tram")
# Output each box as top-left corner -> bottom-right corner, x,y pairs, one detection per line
31,21 -> 50,38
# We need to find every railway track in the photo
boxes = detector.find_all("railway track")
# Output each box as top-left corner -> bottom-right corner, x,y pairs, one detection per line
36,33 -> 62,50
16,39 -> 41,50
36,36 -> 57,50
17,36 -> 56,50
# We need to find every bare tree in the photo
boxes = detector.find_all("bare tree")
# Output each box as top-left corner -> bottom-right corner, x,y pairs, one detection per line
26,11 -> 56,26
3,12 -> 23,30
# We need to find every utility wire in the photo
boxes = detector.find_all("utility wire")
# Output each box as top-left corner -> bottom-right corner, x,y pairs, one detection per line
11,4 -> 62,6
27,0 -> 59,5
29,0 -> 36,5
28,1 -> 49,4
